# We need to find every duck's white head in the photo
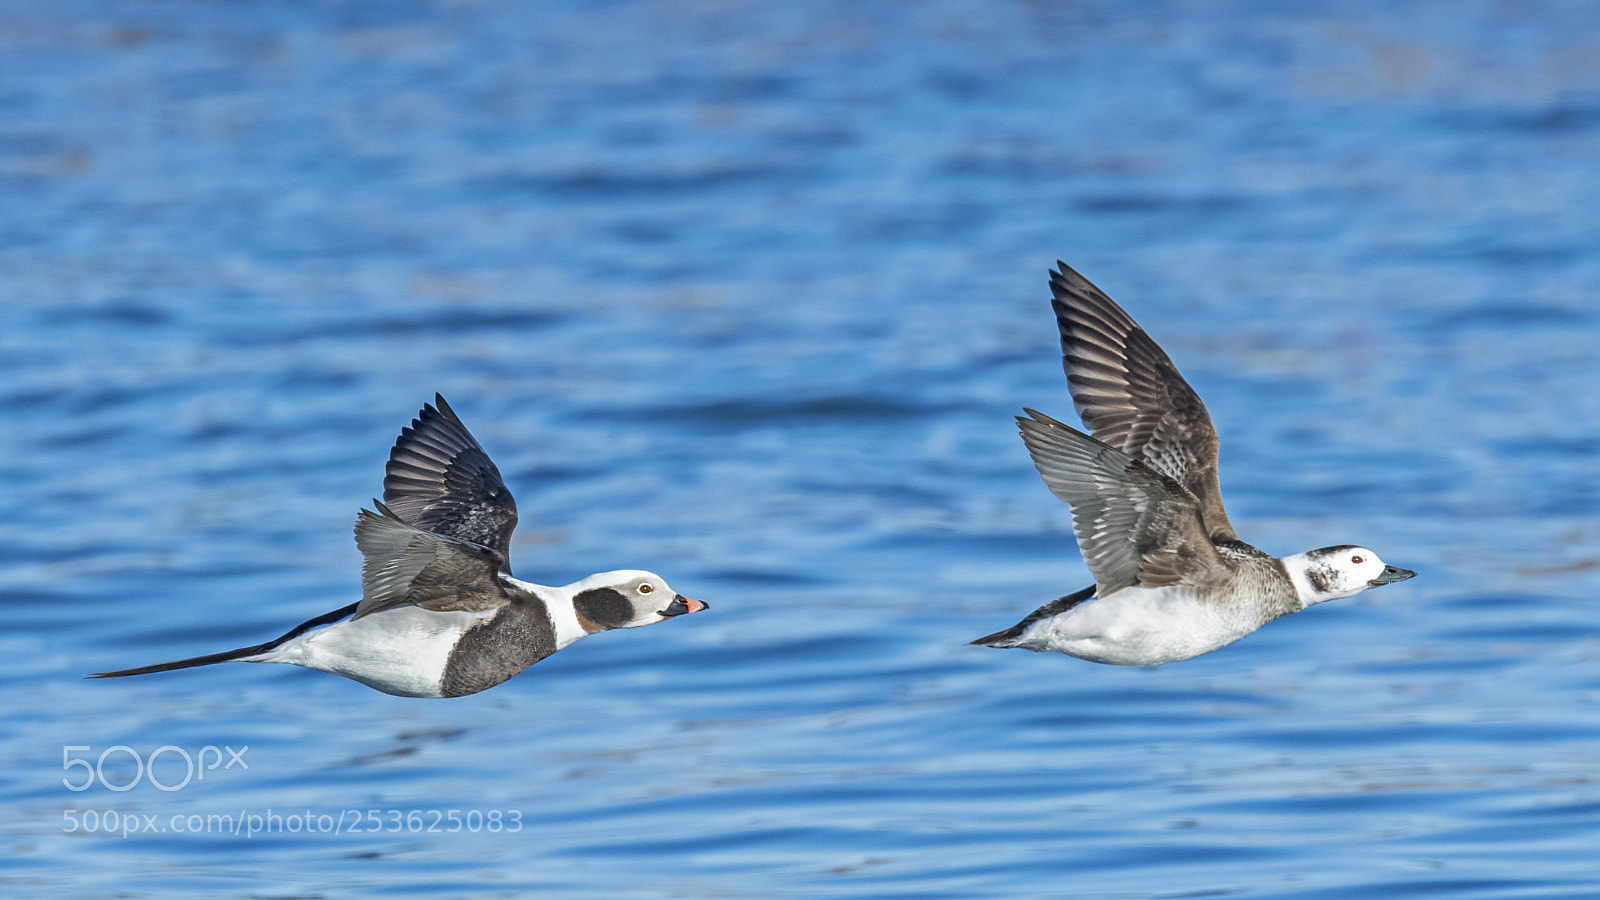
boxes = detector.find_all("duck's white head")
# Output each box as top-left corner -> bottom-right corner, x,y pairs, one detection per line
566,570 -> 709,633
1281,545 -> 1415,607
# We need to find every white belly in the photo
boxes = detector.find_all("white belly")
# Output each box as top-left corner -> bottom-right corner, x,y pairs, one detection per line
250,606 -> 498,698
1021,585 -> 1260,666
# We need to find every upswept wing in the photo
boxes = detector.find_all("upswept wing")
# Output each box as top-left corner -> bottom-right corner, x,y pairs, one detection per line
1049,262 -> 1236,541
352,502 -> 511,619
382,394 -> 519,571
1017,409 -> 1227,596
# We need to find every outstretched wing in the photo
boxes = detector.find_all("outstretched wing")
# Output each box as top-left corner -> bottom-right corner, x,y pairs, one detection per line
352,502 -> 512,619
1017,409 -> 1227,596
1049,262 -> 1236,541
382,394 -> 519,572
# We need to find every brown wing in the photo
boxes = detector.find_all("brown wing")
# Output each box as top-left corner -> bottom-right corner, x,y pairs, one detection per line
1017,409 -> 1228,596
383,394 -> 519,573
1049,262 -> 1236,541
352,503 -> 511,619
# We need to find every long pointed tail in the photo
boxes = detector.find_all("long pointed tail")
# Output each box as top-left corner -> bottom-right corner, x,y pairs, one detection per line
88,602 -> 360,679
971,585 -> 1096,647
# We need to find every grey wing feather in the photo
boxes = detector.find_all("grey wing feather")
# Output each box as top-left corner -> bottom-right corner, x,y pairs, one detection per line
353,502 -> 512,618
1049,262 -> 1236,541
382,394 -> 519,572
1017,409 -> 1226,596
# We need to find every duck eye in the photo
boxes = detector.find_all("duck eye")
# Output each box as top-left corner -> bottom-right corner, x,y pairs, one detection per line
1352,555 -> 1364,564
637,583 -> 654,595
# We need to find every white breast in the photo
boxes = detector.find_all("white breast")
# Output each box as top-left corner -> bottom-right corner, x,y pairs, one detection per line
1020,584 -> 1261,666
250,606 -> 498,698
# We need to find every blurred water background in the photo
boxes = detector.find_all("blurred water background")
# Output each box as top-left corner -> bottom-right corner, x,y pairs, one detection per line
2,1 -> 1598,897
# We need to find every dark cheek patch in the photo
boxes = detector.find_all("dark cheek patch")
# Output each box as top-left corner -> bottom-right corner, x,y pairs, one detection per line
1305,564 -> 1336,594
574,587 -> 634,630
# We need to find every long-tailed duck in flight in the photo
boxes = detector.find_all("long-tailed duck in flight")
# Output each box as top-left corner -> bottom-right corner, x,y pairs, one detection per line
92,395 -> 708,696
974,263 -> 1413,665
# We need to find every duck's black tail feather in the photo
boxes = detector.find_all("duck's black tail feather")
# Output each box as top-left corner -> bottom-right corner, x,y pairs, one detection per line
971,585 -> 1096,647
88,602 -> 360,679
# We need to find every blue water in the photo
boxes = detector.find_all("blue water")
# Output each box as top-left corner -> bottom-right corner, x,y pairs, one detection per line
3,1 -> 1599,897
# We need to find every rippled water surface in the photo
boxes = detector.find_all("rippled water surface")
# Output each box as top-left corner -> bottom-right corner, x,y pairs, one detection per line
4,1 -> 1599,897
